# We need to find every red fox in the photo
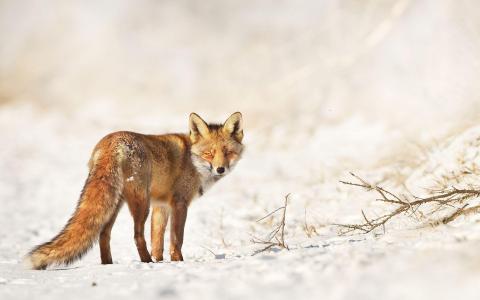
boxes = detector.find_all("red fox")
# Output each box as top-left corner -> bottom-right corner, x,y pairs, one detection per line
26,112 -> 244,269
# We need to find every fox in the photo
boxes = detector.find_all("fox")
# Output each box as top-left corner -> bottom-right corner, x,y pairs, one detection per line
26,112 -> 244,270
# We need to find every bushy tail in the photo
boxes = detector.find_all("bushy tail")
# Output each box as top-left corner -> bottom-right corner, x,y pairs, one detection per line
26,156 -> 123,270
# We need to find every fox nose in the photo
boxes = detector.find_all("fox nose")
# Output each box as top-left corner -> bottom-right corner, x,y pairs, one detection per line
216,167 -> 225,174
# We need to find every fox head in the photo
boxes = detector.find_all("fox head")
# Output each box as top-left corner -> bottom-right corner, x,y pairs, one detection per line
189,112 -> 244,177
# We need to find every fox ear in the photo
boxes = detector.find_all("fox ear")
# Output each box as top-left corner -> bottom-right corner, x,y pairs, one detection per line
189,113 -> 210,142
223,112 -> 243,142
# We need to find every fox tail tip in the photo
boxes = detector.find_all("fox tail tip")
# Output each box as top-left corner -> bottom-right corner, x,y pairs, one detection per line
23,252 -> 48,270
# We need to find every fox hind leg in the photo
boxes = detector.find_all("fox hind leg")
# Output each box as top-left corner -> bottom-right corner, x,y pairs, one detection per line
99,201 -> 123,264
127,192 -> 153,263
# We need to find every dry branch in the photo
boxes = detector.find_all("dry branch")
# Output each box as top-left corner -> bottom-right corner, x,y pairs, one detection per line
303,208 -> 318,238
251,194 -> 290,255
336,173 -> 480,235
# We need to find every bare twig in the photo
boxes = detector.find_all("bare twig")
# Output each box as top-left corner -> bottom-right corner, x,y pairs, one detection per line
256,206 -> 285,223
438,204 -> 469,225
251,194 -> 290,255
431,204 -> 480,226
200,246 -> 217,257
336,173 -> 480,235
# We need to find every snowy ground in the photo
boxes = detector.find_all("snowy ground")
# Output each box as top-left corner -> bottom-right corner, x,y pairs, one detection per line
1,103 -> 479,300
1,1 -> 480,299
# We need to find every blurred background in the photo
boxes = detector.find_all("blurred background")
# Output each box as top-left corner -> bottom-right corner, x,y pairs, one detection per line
1,0 -> 479,131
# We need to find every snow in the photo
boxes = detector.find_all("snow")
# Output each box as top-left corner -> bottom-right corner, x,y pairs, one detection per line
1,1 -> 480,299
2,103 -> 480,300
406,125 -> 480,192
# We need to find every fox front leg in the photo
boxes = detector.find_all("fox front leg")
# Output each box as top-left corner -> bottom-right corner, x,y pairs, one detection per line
151,205 -> 170,262
169,201 -> 188,261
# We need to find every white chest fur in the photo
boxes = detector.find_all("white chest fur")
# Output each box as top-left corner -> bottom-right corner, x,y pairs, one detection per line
191,154 -> 220,197
198,175 -> 216,196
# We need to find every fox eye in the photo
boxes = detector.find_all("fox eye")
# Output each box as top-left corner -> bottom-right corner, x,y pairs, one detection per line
226,150 -> 237,158
202,151 -> 214,160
